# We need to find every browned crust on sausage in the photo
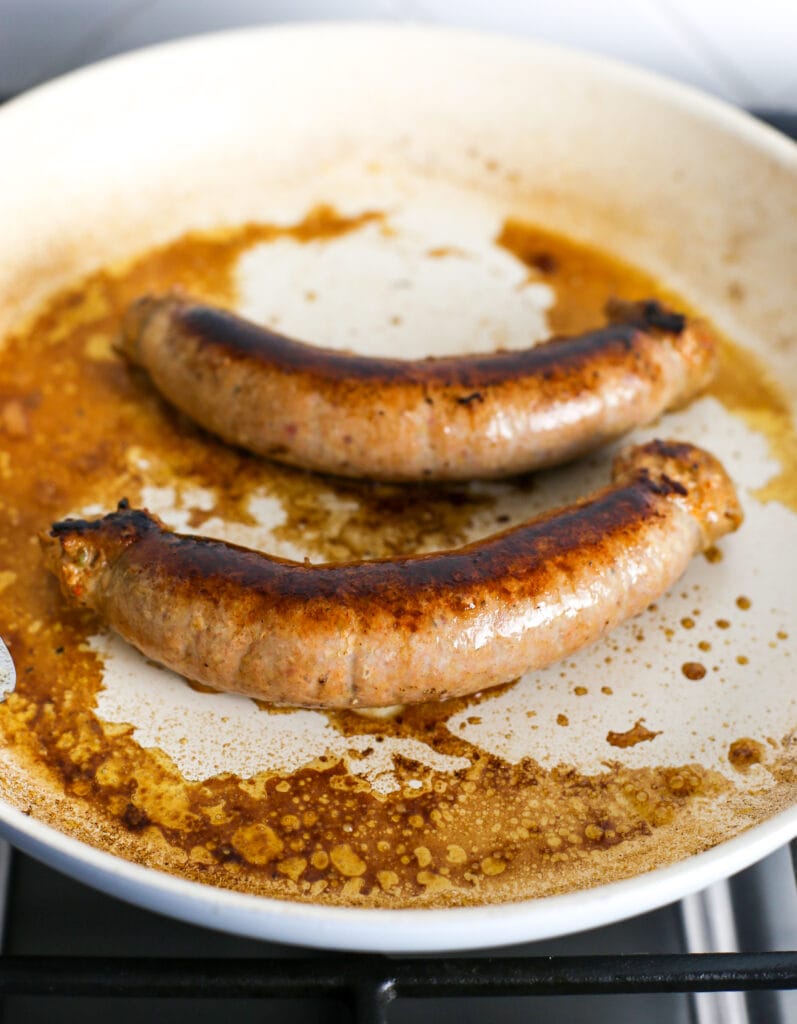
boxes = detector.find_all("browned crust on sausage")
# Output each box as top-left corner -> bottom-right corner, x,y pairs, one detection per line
41,441 -> 741,708
117,295 -> 717,481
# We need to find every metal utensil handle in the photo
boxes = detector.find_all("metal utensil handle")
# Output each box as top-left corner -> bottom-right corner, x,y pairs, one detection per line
0,637 -> 15,701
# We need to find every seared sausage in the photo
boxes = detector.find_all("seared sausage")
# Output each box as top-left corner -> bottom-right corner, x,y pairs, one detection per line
117,295 -> 717,481
41,441 -> 741,708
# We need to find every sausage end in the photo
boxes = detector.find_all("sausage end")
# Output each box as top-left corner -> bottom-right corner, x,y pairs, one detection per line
41,503 -> 162,607
115,293 -> 184,365
613,439 -> 743,547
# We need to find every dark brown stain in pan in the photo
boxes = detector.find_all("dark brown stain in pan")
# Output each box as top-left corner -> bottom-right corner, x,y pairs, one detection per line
728,738 -> 766,772
606,719 -> 662,749
0,208 -> 794,907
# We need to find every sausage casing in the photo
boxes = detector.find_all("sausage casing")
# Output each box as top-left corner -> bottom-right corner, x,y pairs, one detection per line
41,440 -> 741,708
118,295 -> 717,481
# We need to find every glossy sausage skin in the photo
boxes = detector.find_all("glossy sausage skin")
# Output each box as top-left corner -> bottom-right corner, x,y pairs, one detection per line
118,294 -> 717,481
41,441 -> 741,708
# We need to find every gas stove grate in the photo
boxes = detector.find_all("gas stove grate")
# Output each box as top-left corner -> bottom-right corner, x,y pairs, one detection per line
1,950 -> 797,1023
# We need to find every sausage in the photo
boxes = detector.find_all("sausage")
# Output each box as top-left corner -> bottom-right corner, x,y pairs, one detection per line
117,294 -> 717,481
41,440 -> 741,708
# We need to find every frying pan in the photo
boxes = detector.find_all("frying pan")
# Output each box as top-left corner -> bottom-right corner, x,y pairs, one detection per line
0,24 -> 794,951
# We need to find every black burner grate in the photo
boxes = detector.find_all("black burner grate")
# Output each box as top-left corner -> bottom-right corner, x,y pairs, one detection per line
1,950 -> 797,1023
0,845 -> 796,1024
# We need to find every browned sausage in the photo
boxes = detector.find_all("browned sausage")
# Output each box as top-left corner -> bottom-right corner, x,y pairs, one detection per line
117,294 -> 717,481
41,440 -> 741,708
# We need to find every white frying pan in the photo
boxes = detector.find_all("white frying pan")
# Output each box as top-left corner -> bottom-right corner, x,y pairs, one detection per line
0,24 -> 794,951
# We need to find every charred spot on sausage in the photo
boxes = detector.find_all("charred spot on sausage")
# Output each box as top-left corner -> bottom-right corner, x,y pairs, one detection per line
456,392 -> 485,406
